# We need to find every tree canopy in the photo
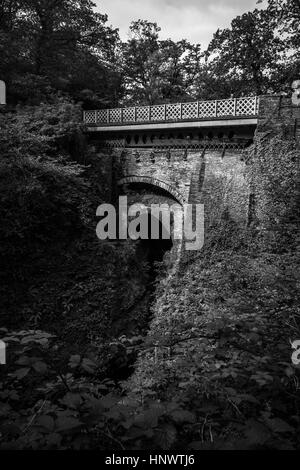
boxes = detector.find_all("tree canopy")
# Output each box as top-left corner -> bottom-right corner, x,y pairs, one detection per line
0,0 -> 299,106
0,0 -> 121,106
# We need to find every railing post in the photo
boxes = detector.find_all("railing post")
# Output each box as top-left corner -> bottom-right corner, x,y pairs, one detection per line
215,101 -> 218,117
134,106 -> 137,122
180,103 -> 182,120
121,108 -> 123,123
254,96 -> 258,115
233,98 -> 237,116
107,109 -> 110,123
164,104 -> 166,121
0,80 -> 6,105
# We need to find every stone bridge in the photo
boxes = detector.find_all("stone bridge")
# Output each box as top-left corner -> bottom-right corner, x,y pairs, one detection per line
84,93 -> 299,257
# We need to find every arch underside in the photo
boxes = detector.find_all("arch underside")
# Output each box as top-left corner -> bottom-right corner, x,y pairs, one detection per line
118,176 -> 185,205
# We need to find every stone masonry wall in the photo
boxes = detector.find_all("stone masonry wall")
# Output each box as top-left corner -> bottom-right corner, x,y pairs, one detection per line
114,147 -> 250,235
114,149 -> 201,204
257,94 -> 300,140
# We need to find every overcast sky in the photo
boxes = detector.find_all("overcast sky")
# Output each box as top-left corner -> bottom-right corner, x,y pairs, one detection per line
95,0 -> 264,48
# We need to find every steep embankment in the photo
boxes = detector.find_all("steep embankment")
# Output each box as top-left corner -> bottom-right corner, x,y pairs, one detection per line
124,136 -> 300,449
125,218 -> 300,448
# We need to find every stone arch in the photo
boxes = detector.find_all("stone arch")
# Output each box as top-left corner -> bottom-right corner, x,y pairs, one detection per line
118,175 -> 184,269
117,176 -> 185,205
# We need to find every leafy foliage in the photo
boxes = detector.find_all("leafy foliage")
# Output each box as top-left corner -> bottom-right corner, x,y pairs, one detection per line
121,20 -> 202,105
207,9 -> 285,95
0,0 -> 121,106
0,101 -> 153,340
1,1 -> 299,106
0,101 -> 87,264
0,329 -> 197,450
126,136 -> 300,449
245,135 -> 300,250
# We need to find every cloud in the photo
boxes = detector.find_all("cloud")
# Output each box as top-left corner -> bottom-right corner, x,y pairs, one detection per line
96,0 -> 264,47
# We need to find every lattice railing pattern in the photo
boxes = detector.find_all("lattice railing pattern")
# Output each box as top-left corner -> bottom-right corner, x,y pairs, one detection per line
84,110 -> 97,124
217,99 -> 235,116
150,105 -> 165,121
103,139 -> 126,148
84,96 -> 258,125
136,106 -> 150,122
97,109 -> 108,123
166,103 -> 181,120
236,97 -> 258,116
182,102 -> 198,119
198,100 -> 217,118
109,108 -> 122,123
123,107 -> 136,122
102,140 -> 248,151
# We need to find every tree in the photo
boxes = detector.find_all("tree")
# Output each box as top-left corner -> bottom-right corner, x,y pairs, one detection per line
260,0 -> 300,47
207,8 -> 285,95
0,0 -> 122,106
122,19 -> 202,105
193,59 -> 248,101
266,0 -> 300,86
121,20 -> 162,105
159,39 -> 202,102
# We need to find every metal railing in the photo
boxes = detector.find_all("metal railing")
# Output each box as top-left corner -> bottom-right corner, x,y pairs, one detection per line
84,96 -> 259,126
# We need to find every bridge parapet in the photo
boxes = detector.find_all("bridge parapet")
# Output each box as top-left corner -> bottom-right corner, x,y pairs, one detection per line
84,96 -> 259,127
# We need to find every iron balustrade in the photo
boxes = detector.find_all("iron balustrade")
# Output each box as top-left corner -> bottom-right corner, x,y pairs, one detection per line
83,96 -> 259,126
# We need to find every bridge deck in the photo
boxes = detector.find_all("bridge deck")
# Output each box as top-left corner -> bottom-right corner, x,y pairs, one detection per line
84,96 -> 259,131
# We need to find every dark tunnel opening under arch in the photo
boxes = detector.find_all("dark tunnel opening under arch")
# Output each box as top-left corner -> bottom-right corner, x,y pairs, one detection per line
135,213 -> 173,277
118,181 -> 180,276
